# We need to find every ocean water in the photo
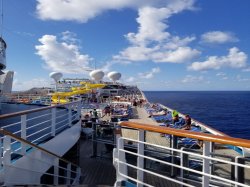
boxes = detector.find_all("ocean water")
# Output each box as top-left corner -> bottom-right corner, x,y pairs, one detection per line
0,103 -> 70,142
144,91 -> 250,140
0,103 -> 42,115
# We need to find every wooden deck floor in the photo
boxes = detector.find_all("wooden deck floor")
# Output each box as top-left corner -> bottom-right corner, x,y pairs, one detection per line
79,139 -> 116,186
79,138 -> 181,187
122,106 -> 171,147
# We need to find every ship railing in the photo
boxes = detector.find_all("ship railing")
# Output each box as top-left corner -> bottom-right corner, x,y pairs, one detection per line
0,101 -> 82,185
2,93 -> 51,103
0,101 -> 81,155
113,121 -> 250,187
0,128 -> 81,185
0,102 -> 81,161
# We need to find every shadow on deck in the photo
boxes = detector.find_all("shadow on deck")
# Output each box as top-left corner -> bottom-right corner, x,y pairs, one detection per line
78,137 -> 182,187
79,138 -> 116,186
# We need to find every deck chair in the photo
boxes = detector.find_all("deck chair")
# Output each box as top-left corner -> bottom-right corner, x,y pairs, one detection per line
153,115 -> 170,123
177,126 -> 202,149
178,138 -> 200,149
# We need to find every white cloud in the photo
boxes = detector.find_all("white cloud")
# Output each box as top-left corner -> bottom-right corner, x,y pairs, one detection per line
181,75 -> 204,83
15,31 -> 35,37
61,31 -> 79,44
201,31 -> 238,44
36,0 -> 195,23
126,6 -> 171,45
163,36 -> 196,50
125,77 -> 136,83
188,47 -> 248,71
114,46 -> 156,61
216,72 -> 226,76
151,47 -> 200,63
236,75 -> 250,82
114,3 -> 200,64
138,67 -> 160,79
13,78 -> 51,91
35,33 -> 93,74
36,0 -> 198,65
216,72 -> 228,80
242,67 -> 250,72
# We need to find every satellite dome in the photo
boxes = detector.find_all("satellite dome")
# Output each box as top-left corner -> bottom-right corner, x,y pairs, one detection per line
49,72 -> 63,81
107,71 -> 121,82
89,70 -> 104,81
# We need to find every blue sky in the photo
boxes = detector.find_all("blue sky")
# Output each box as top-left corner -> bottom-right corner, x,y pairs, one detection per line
2,0 -> 250,91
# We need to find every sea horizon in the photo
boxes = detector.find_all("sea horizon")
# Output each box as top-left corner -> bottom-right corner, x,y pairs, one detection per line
144,91 -> 250,139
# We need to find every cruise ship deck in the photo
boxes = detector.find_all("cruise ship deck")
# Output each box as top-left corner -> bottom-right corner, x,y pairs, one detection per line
78,104 -> 250,186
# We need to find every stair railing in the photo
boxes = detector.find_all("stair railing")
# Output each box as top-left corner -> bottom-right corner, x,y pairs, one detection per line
0,101 -> 82,185
0,128 -> 81,185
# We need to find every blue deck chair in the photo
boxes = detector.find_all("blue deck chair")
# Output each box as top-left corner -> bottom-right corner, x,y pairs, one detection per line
178,138 -> 200,149
177,127 -> 202,149
170,118 -> 185,129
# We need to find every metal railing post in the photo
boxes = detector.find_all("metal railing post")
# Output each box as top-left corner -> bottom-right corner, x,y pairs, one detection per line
180,147 -> 189,184
171,135 -> 178,177
67,163 -> 71,185
3,135 -> 11,165
117,138 -> 127,181
68,104 -> 72,127
137,129 -> 145,186
21,114 -> 27,154
77,102 -> 81,120
92,123 -> 97,157
3,135 -> 11,183
54,158 -> 59,185
0,137 -> 2,164
51,108 -> 56,136
76,167 -> 81,184
202,141 -> 211,187
235,156 -> 245,187
115,124 -> 122,147
209,142 -> 214,175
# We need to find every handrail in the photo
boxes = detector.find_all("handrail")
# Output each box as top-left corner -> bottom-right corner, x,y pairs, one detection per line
0,101 -> 80,120
0,128 -> 79,168
119,121 -> 250,148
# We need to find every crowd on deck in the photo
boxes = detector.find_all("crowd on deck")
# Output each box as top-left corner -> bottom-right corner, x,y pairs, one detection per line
144,102 -> 202,148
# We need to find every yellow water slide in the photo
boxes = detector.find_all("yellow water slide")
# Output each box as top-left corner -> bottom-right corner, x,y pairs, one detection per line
51,83 -> 105,104
80,82 -> 106,89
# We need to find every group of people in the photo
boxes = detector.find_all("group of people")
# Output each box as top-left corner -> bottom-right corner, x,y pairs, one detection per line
171,110 -> 192,130
83,109 -> 99,121
102,103 -> 130,117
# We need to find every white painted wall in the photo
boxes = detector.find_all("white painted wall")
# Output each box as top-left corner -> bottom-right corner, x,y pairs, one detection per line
1,122 -> 81,185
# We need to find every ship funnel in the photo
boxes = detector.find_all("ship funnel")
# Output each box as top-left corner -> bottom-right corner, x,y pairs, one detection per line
0,37 -> 7,70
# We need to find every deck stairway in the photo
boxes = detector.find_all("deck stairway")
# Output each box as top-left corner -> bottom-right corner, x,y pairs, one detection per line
0,101 -> 82,186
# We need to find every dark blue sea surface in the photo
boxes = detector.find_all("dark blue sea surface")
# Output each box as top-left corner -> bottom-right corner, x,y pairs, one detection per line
144,91 -> 250,139
0,103 -> 70,143
0,103 -> 42,115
